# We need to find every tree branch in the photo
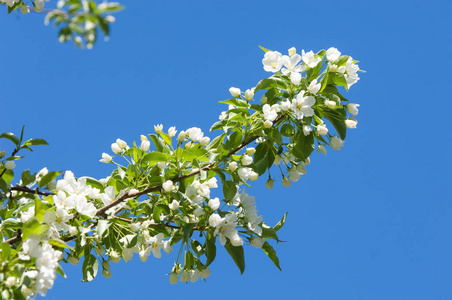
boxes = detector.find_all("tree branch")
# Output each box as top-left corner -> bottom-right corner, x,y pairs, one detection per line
10,186 -> 55,196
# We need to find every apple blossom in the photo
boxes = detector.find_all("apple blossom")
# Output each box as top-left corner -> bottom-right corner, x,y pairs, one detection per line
330,136 -> 345,150
111,142 -> 121,154
318,145 -> 327,156
302,50 -> 322,68
244,89 -> 254,101
263,104 -> 278,121
303,125 -> 312,136
154,124 -> 163,132
325,99 -> 337,109
266,178 -> 274,189
290,72 -> 302,85
162,180 -> 174,192
264,120 -> 273,128
241,154 -> 253,166
168,126 -> 177,137
100,153 -> 113,163
262,51 -> 283,72
326,47 -> 341,62
345,119 -> 358,128
307,79 -> 321,94
346,103 -> 360,115
317,125 -> 328,135
281,177 -> 291,187
228,161 -> 238,172
200,136 -> 210,146
4,160 -> 15,169
250,237 -> 265,248
291,91 -> 315,119
229,87 -> 241,97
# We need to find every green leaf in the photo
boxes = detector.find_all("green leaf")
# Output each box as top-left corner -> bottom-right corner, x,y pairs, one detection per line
23,217 -> 48,240
159,132 -> 172,146
182,224 -> 196,241
258,45 -> 271,53
254,77 -> 287,92
0,132 -> 19,147
205,234 -> 216,267
280,124 -> 295,137
153,203 -> 170,223
219,98 -> 249,108
0,242 -> 11,261
254,157 -> 268,176
22,138 -> 49,147
267,128 -> 283,146
274,212 -> 288,232
34,196 -> 45,222
82,253 -> 98,282
225,131 -> 243,150
222,181 -> 237,202
292,131 -> 315,160
307,59 -> 324,81
262,242 -> 282,271
0,177 -> 8,193
39,171 -> 61,188
2,169 -> 14,183
142,152 -> 168,166
1,219 -> 21,230
21,170 -> 35,186
84,177 -> 104,192
148,134 -> 164,152
260,223 -> 279,241
324,109 -> 347,140
224,241 -> 245,274
49,238 -> 73,250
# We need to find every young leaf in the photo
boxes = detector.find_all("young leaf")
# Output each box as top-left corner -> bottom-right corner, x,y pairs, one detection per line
262,242 -> 282,271
224,241 -> 245,274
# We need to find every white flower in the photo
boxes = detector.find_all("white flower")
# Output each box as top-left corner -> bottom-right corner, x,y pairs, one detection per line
330,136 -> 345,150
345,119 -> 358,128
288,169 -> 301,182
100,153 -> 112,163
281,54 -> 306,75
290,72 -> 301,85
154,124 -> 163,132
291,91 -> 315,119
317,125 -> 328,135
246,147 -> 256,155
326,47 -> 341,62
318,145 -> 327,156
199,136 -> 210,146
229,87 -> 241,97
237,168 -> 258,181
146,233 -> 172,259
34,0 -> 44,11
140,140 -> 150,152
228,161 -> 237,172
325,99 -> 337,109
208,197 -> 220,210
266,178 -> 274,189
281,177 -> 291,187
344,57 -> 360,88
264,120 -> 273,128
186,127 -> 204,142
168,126 -> 177,137
302,50 -> 322,68
241,154 -> 253,166
250,237 -> 265,248
116,138 -> 127,149
296,164 -> 307,175
303,125 -> 312,136
244,89 -> 254,101
219,111 -> 227,121
169,272 -> 179,284
5,276 -> 16,287
288,47 -> 297,57
20,4 -> 29,14
262,51 -> 283,72
69,226 -> 78,236
346,103 -> 360,116
4,161 -> 15,170
307,79 -> 321,94
177,130 -> 186,142
111,143 -> 121,154
200,267 -> 211,279
249,172 -> 259,181
330,64 -> 338,72
262,104 -> 278,121
162,180 -> 174,192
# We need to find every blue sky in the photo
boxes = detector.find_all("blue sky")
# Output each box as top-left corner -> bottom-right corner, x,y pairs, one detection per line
1,0 -> 451,299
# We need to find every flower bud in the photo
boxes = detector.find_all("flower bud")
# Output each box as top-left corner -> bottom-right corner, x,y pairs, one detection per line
5,277 -> 16,287
169,272 -> 179,284
178,130 -> 186,142
325,100 -> 337,109
162,180 -> 174,192
199,136 -> 210,146
326,47 -> 341,62
102,269 -> 112,278
282,177 -> 291,187
249,171 -> 259,181
261,96 -> 267,104
4,161 -> 15,170
288,47 -> 297,57
345,119 -> 358,128
250,237 -> 265,248
317,125 -> 328,135
288,169 -> 301,182
241,154 -> 253,166
329,64 -> 338,72
168,126 -> 177,137
244,89 -> 254,101
303,125 -> 312,136
116,138 -> 127,149
200,267 -> 211,279
208,197 -> 220,210
69,226 -> 78,236
111,143 -> 121,154
228,161 -> 237,172
20,4 -> 29,14
229,87 -> 241,97
264,120 -> 273,128
246,147 -> 256,155
168,200 -> 179,210
346,103 -> 360,116
318,145 -> 327,156
100,153 -> 113,163
68,256 -> 79,266
266,178 -> 274,189
140,140 -> 151,152
154,124 -> 163,132
296,164 -> 307,175
157,162 -> 167,169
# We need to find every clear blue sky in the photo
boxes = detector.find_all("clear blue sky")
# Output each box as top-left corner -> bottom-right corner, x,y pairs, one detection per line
1,0 -> 451,299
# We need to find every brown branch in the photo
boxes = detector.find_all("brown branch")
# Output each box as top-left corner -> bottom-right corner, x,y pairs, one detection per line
10,186 -> 55,196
